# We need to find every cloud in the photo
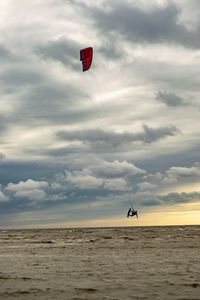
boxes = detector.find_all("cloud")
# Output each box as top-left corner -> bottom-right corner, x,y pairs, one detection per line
88,2 -> 200,49
0,67 -> 44,88
160,191 -> 200,204
0,190 -> 9,203
98,37 -> 124,60
36,38 -> 81,70
64,170 -> 103,189
55,160 -> 145,192
5,179 -> 49,201
156,91 -> 187,107
164,164 -> 200,183
103,177 -> 129,191
136,163 -> 200,193
140,198 -> 162,206
139,191 -> 200,207
0,45 -> 12,60
137,181 -> 156,191
141,124 -> 179,143
92,160 -> 145,178
57,124 -> 179,148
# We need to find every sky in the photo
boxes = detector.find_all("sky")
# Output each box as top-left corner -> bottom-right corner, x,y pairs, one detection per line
0,0 -> 200,228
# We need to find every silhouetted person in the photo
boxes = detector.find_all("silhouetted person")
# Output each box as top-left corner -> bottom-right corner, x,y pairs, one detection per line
127,208 -> 138,218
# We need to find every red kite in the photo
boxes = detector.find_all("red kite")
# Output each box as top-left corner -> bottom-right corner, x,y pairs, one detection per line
80,47 -> 93,72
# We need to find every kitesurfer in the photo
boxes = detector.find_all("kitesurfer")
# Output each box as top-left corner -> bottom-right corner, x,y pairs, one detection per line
127,207 -> 138,218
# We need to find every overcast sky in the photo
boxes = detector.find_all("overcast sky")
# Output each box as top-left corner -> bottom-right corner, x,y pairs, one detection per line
0,0 -> 200,228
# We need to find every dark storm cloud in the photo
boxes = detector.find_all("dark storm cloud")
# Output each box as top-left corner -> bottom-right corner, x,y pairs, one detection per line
36,38 -> 81,70
57,124 -> 179,147
88,2 -> 200,49
156,91 -> 187,107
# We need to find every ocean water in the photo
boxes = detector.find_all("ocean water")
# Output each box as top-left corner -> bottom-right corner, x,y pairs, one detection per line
0,225 -> 200,300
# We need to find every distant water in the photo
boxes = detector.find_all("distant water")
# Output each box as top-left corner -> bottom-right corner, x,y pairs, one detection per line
0,225 -> 200,299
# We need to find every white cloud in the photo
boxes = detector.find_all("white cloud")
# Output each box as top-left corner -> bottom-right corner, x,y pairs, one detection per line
64,170 -> 103,189
137,182 -> 156,191
103,178 -> 130,191
0,190 -> 8,202
164,164 -> 200,184
5,179 -> 48,201
92,160 -> 146,177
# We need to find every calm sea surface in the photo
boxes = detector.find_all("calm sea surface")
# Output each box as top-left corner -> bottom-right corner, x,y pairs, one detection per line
0,225 -> 200,299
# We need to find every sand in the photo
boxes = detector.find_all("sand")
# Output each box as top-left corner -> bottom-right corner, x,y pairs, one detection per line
0,225 -> 200,300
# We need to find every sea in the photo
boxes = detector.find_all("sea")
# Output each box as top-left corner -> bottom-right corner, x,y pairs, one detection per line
0,225 -> 200,300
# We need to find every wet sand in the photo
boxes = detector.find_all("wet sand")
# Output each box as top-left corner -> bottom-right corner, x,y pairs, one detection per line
0,225 -> 200,300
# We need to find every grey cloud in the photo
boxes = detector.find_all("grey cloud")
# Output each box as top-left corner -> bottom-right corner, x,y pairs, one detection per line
36,38 -> 81,70
136,144 -> 200,174
0,159 -> 65,186
53,160 -> 145,192
140,198 -> 162,206
88,2 -> 200,49
160,191 -> 200,204
140,191 -> 200,207
43,145 -> 85,157
0,122 -> 8,137
141,125 -> 179,143
98,37 -> 123,60
1,78 -> 91,128
0,66 -> 70,125
156,91 -> 187,107
59,171 -> 129,192
0,68 -> 44,87
0,45 -> 12,60
57,124 -> 179,147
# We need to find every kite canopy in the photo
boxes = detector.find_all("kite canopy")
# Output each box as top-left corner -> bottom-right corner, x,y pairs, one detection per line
80,47 -> 93,72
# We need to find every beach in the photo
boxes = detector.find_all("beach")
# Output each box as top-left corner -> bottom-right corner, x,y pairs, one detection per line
0,225 -> 200,300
